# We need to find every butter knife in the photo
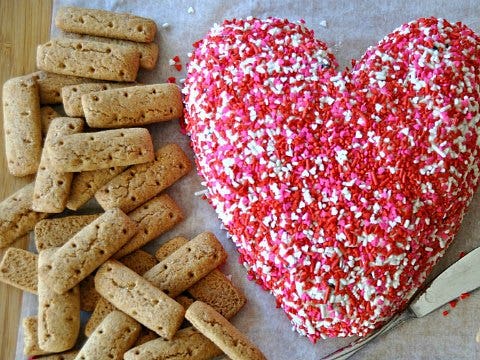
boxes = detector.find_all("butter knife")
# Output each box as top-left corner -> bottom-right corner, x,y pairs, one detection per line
322,246 -> 480,360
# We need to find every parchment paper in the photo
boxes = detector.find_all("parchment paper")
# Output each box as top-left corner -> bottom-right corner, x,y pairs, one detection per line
16,1 -> 480,359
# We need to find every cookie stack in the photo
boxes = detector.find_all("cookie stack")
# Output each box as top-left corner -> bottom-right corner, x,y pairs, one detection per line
0,6 -> 266,360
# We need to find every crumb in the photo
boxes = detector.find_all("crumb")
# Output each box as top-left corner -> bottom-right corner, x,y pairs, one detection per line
320,20 -> 327,28
476,328 -> 480,343
162,22 -> 170,29
187,6 -> 195,14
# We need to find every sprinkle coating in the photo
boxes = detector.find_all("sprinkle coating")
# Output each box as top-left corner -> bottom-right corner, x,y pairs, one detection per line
183,17 -> 480,340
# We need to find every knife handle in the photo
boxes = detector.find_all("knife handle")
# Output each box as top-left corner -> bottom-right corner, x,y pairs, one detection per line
321,310 -> 413,360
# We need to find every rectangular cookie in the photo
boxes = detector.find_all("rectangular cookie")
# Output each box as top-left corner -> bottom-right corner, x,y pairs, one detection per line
62,82 -> 131,117
95,143 -> 191,212
66,167 -> 126,211
0,183 -> 48,249
63,32 -> 159,70
114,194 -> 183,259
37,38 -> 140,82
94,260 -> 185,339
0,247 -> 38,294
38,208 -> 138,294
23,316 -> 49,356
32,117 -> 85,213
133,328 -> 158,347
84,250 -> 158,336
188,269 -> 246,320
40,106 -> 60,136
55,7 -> 157,43
76,310 -> 141,360
154,233 -> 245,319
82,84 -> 183,128
79,273 -> 101,312
34,214 -> 100,251
84,297 -> 115,337
35,70 -> 92,104
35,350 -> 79,360
143,232 -> 227,298
46,127 -> 154,172
185,301 -> 266,360
38,249 -> 80,352
2,75 -> 43,176
154,236 -> 188,262
124,327 -> 222,360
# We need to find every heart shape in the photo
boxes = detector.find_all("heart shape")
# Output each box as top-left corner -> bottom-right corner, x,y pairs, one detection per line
183,17 -> 480,340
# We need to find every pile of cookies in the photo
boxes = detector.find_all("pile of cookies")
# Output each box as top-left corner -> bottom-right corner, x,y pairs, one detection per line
0,6 -> 265,360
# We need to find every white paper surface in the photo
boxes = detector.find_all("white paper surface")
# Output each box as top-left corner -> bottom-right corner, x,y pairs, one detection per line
16,0 -> 480,359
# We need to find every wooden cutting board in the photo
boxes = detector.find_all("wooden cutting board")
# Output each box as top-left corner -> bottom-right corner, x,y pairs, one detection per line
0,1 -> 53,359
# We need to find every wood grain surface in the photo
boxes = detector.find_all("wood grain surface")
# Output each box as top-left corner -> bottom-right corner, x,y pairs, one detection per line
0,1 -> 53,359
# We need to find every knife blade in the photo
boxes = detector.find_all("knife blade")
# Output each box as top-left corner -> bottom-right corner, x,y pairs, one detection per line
322,246 -> 480,360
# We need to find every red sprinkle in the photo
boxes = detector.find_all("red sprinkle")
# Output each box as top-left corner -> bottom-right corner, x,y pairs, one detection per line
460,292 -> 470,300
442,310 -> 449,316
449,299 -> 458,308
167,76 -> 176,83
175,63 -> 183,71
459,251 -> 466,258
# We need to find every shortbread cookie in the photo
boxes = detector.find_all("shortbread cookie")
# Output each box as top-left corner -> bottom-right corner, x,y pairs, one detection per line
47,128 -> 154,172
35,350 -> 79,360
62,82 -> 131,117
66,167 -> 126,210
79,274 -> 101,312
154,236 -> 188,262
40,106 -> 60,136
118,249 -> 158,275
143,232 -> 227,298
35,214 -> 101,310
95,143 -> 191,212
38,208 -> 137,293
33,117 -> 84,213
95,260 -> 185,339
23,316 -> 49,356
0,183 -> 48,249
85,250 -> 158,336
133,328 -> 158,347
114,194 -> 183,258
75,310 -> 141,360
35,71 -> 91,104
55,7 -> 156,43
63,32 -> 159,70
188,269 -> 246,319
37,38 -> 140,82
124,327 -> 222,360
38,249 -> 80,352
2,75 -> 42,176
84,297 -> 115,337
82,84 -> 183,128
174,294 -> 195,310
0,247 -> 38,294
185,301 -> 266,360
34,214 -> 100,251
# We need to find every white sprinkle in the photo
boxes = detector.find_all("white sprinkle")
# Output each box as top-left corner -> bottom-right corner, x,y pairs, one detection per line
168,59 -> 176,66
187,6 -> 195,14
194,189 -> 208,196
320,20 -> 327,28
179,78 -> 186,84
161,22 -> 170,29
375,103 -> 383,112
